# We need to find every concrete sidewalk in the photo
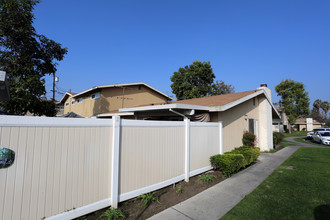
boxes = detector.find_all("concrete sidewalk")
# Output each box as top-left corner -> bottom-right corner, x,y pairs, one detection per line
148,146 -> 300,220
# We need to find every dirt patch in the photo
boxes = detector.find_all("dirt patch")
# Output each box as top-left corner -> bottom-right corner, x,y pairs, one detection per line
75,170 -> 226,220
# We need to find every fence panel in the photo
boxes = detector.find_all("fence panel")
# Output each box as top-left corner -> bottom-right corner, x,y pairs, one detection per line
119,120 -> 185,197
0,116 -> 113,220
190,122 -> 220,172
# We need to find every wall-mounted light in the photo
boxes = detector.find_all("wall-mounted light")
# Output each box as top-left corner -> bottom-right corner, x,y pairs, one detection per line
244,115 -> 248,120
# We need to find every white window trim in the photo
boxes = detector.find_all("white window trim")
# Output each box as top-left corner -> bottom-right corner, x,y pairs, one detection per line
77,98 -> 83,104
71,100 -> 76,105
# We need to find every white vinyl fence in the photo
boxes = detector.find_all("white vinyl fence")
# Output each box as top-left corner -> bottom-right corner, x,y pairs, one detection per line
0,115 -> 222,220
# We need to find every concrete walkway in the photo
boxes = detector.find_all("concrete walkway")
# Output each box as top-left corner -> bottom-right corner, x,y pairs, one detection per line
149,144 -> 303,220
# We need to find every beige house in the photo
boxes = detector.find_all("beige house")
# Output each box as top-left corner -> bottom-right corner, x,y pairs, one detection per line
272,107 -> 323,132
293,118 -> 323,131
116,84 -> 280,152
272,107 -> 289,132
59,82 -> 172,118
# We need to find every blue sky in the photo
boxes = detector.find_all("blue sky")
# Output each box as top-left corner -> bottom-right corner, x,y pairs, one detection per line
34,0 -> 330,107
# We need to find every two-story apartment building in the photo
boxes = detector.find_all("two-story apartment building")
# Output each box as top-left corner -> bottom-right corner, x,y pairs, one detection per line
59,82 -> 172,118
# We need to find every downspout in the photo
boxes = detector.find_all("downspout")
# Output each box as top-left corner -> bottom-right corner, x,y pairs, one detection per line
169,108 -> 187,119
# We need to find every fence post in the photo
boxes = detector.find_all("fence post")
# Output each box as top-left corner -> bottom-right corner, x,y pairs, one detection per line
185,118 -> 190,182
219,121 -> 223,155
111,116 -> 120,208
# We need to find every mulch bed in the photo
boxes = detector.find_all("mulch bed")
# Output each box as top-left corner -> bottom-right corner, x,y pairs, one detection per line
75,170 -> 226,220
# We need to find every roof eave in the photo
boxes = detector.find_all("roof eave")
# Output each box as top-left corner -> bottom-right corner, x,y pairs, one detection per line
119,103 -> 209,112
71,82 -> 172,100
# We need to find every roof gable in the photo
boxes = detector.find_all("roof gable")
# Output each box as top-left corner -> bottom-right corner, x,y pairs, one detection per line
59,82 -> 172,104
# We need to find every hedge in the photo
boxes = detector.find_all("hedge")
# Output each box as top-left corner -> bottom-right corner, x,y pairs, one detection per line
273,132 -> 284,146
230,146 -> 260,166
210,146 -> 260,177
210,154 -> 245,177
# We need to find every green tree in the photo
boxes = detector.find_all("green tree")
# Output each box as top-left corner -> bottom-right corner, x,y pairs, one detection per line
321,101 -> 329,120
211,80 -> 235,95
170,61 -> 215,100
313,99 -> 322,117
0,0 -> 67,116
275,79 -> 310,132
170,61 -> 234,100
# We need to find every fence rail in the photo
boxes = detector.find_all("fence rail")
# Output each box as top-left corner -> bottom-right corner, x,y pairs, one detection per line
0,115 -> 222,220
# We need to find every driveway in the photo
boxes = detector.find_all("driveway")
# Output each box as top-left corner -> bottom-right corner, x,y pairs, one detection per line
285,136 -> 329,148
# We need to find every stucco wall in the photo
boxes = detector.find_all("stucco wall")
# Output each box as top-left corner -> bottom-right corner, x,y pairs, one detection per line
216,98 -> 260,153
258,96 -> 273,151
63,85 -> 169,117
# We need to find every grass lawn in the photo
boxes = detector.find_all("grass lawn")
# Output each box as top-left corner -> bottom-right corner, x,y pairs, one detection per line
283,131 -> 308,137
221,147 -> 330,220
281,138 -> 296,147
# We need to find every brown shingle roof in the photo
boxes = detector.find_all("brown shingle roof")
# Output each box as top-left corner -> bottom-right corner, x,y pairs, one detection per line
172,90 -> 258,107
295,118 -> 322,124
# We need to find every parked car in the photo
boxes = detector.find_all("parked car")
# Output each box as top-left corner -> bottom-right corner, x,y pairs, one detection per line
312,131 -> 330,145
307,128 -> 330,139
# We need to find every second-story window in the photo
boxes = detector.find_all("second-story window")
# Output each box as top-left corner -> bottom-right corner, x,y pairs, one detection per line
65,102 -> 69,107
77,98 -> 83,103
71,100 -> 75,105
91,92 -> 100,100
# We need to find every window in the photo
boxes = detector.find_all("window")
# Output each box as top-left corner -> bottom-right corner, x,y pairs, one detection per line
91,92 -> 100,100
77,98 -> 83,104
65,102 -> 69,106
71,100 -> 75,105
249,119 -> 255,134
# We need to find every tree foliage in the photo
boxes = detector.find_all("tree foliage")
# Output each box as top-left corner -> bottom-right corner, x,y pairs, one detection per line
0,0 -> 67,116
320,101 -> 329,120
211,80 -> 235,95
275,79 -> 310,125
170,61 -> 234,100
313,99 -> 322,116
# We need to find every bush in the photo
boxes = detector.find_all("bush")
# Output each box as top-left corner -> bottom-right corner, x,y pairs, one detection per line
230,146 -> 260,166
242,131 -> 256,147
273,132 -> 284,146
210,154 -> 245,177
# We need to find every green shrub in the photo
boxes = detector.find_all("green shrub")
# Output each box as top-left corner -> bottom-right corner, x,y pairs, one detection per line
230,146 -> 260,166
242,131 -> 256,147
199,174 -> 216,184
137,193 -> 159,206
210,154 -> 245,177
99,208 -> 125,220
273,132 -> 284,146
175,185 -> 183,194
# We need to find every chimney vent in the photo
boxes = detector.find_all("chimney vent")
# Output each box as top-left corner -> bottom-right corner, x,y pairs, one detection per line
260,84 -> 267,87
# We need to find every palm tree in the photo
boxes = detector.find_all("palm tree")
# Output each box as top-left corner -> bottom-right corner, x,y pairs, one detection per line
321,101 -> 330,120
313,99 -> 323,116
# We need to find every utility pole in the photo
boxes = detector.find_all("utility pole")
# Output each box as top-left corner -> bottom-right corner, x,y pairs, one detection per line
52,73 -> 55,100
52,73 -> 59,101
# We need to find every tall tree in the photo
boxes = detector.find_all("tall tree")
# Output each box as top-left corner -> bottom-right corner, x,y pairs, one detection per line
170,61 -> 234,100
211,80 -> 235,95
171,61 -> 215,100
313,99 -> 322,117
275,79 -> 310,132
321,101 -> 329,120
0,0 -> 67,116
